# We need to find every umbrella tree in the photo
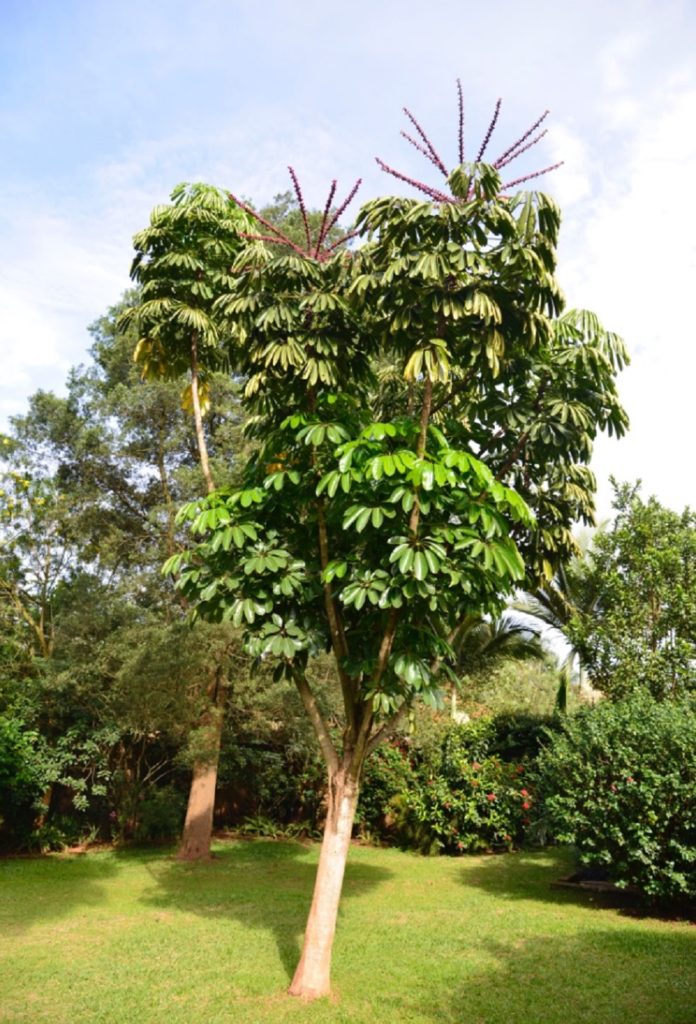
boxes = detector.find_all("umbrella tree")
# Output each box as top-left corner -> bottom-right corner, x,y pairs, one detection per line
167,102 -> 628,997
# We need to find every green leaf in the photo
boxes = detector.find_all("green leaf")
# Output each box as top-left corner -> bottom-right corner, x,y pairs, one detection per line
413,551 -> 428,580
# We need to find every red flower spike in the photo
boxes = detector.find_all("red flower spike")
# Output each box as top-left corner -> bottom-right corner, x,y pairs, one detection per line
230,170 -> 361,263
456,77 -> 465,165
376,80 -> 563,203
476,98 -> 502,163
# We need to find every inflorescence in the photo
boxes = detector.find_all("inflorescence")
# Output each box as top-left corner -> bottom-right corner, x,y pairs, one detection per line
376,78 -> 563,202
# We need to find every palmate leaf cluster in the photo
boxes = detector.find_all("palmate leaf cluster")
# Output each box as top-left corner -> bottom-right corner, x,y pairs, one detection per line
171,414 -> 532,713
167,161 -> 628,721
118,183 -> 255,409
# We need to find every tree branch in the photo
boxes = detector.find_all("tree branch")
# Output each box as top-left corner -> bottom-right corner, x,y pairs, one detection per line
430,367 -> 477,415
365,699 -> 411,758
292,670 -> 339,774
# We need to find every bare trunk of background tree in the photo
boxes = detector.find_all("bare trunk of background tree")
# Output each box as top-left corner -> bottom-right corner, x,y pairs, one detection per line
177,697 -> 224,860
177,335 -> 223,860
190,334 -> 215,496
288,768 -> 360,999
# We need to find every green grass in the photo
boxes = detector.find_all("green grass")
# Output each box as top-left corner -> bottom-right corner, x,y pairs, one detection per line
1,840 -> 694,1024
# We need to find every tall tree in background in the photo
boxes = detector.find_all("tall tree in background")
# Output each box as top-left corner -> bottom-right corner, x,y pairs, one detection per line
119,182 -> 349,859
567,482 -> 696,699
0,306 -> 250,844
119,184 -> 255,859
119,183 -> 253,492
170,134 -> 627,996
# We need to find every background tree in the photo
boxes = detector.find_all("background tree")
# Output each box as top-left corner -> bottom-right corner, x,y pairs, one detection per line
515,552 -> 603,707
118,184 -> 256,859
566,482 -> 696,699
119,183 -> 254,491
448,613 -> 545,720
0,297 -> 250,850
171,152 -> 627,997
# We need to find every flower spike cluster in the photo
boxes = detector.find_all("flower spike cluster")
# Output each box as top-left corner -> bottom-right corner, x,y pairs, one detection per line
230,168 -> 362,261
377,78 -> 563,202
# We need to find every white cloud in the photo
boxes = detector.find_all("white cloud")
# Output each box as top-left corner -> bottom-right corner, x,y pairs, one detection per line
0,198 -> 128,421
0,111 -> 352,427
559,80 -> 696,514
547,124 -> 594,207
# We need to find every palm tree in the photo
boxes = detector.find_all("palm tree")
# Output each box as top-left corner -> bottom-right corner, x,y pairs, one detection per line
448,612 -> 547,720
515,556 -> 603,706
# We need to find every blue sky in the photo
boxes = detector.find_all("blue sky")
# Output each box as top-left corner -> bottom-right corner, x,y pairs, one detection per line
1,0 -> 695,514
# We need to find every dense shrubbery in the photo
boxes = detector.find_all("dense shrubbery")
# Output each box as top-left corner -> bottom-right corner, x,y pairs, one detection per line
536,690 -> 696,899
0,716 -> 45,849
134,785 -> 188,843
356,713 -> 555,854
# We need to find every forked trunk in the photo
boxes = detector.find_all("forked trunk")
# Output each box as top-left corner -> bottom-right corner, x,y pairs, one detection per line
288,769 -> 360,999
177,702 -> 224,861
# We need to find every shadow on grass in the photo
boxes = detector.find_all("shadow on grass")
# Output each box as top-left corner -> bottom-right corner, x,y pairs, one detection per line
136,837 -> 392,982
408,927 -> 696,1024
0,851 -> 122,935
456,847 -> 696,923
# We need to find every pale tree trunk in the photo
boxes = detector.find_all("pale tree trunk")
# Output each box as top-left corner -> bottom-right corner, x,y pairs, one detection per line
177,698 -> 224,860
190,334 -> 215,496
177,336 -> 223,860
288,768 -> 360,999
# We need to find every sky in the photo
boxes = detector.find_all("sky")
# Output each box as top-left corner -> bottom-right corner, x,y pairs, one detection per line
1,0 -> 695,517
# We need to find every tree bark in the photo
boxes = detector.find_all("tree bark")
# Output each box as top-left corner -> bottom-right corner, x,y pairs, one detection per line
177,690 -> 225,861
190,333 -> 215,497
178,337 -> 223,860
288,767 -> 360,999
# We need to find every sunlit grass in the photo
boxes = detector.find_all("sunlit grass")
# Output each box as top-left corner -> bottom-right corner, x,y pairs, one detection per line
1,840 -> 694,1023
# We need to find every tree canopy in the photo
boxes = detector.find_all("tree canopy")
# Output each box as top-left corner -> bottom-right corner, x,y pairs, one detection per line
567,482 -> 696,699
167,156 -> 628,997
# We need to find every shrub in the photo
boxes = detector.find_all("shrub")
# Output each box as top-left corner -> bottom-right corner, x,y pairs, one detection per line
134,785 -> 187,842
356,744 -> 415,840
0,716 -> 46,850
535,690 -> 696,899
359,715 -> 551,854
396,735 -> 535,854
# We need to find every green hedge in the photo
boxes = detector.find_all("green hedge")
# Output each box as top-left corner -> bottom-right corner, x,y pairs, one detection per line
535,691 -> 696,899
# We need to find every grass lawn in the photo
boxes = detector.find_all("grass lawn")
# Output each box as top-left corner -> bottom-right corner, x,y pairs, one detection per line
1,839 -> 694,1024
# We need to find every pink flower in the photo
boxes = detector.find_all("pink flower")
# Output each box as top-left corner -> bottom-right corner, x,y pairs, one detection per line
472,762 -> 481,771
522,801 -> 531,810
520,788 -> 529,797
486,793 -> 496,802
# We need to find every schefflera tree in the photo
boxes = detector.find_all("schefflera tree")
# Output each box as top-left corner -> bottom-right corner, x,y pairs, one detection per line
119,183 -> 254,861
167,159 -> 627,997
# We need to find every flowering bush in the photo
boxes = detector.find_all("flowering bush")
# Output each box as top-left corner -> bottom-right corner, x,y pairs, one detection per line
535,691 -> 696,899
397,747 -> 535,854
357,715 -> 551,854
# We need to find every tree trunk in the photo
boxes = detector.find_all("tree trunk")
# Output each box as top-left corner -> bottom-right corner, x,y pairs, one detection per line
177,701 -> 224,861
190,334 -> 215,496
288,768 -> 360,999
